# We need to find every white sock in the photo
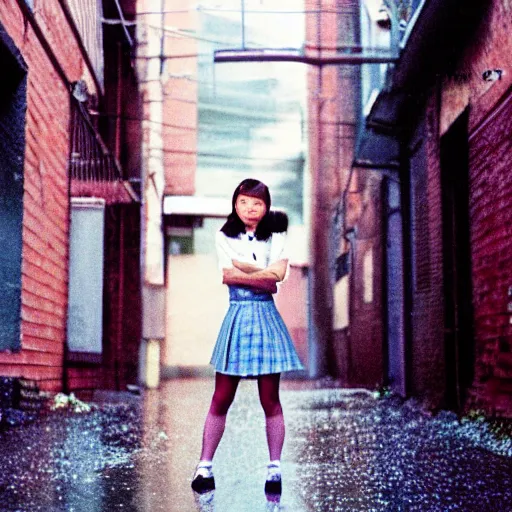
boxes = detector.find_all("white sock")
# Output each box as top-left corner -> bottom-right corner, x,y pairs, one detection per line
194,460 -> 213,479
267,460 -> 281,480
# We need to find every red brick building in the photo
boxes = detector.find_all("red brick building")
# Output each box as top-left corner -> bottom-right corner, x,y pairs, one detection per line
0,0 -> 141,399
305,0 -> 393,386
358,0 -> 512,416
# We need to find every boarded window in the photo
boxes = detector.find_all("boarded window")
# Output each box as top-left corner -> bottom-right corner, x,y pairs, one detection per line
67,199 -> 106,359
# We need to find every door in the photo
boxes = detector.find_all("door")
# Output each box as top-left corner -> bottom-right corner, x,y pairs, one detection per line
440,109 -> 474,410
383,176 -> 406,396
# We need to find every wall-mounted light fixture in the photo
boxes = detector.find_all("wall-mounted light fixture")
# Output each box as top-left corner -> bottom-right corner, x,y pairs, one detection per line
376,5 -> 391,29
482,69 -> 503,82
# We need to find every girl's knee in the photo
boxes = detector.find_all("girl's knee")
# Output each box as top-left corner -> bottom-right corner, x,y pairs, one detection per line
210,391 -> 235,416
209,373 -> 239,415
260,397 -> 282,417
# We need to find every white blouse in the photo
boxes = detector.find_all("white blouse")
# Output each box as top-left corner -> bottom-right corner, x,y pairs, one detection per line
215,230 -> 288,272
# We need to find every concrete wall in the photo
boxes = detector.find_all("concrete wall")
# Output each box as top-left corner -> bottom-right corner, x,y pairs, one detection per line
164,253 -> 227,370
275,264 -> 310,372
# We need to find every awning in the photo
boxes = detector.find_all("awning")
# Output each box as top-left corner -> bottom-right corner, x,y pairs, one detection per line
354,128 -> 400,170
163,196 -> 231,218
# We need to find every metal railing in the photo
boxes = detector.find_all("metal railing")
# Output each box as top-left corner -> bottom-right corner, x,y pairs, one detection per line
69,97 -> 123,187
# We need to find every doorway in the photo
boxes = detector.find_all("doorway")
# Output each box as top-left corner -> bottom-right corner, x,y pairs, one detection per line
163,217 -> 227,374
440,109 -> 474,410
383,176 -> 406,396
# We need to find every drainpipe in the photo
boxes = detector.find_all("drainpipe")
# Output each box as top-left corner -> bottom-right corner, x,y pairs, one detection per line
137,0 -> 167,389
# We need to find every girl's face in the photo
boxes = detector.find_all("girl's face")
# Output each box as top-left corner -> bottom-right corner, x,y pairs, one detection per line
235,193 -> 267,230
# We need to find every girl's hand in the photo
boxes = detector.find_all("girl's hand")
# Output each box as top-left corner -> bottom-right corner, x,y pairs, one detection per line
222,267 -> 243,283
222,267 -> 278,293
232,260 -> 260,274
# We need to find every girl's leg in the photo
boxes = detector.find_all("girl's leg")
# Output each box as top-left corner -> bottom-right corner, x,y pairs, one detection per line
257,373 -> 284,461
200,372 -> 241,461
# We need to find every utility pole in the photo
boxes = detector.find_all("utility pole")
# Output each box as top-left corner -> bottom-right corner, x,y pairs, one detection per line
136,0 -> 167,389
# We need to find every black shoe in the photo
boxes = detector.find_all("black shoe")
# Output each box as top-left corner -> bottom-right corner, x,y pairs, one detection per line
192,474 -> 215,494
264,479 -> 282,495
191,464 -> 215,494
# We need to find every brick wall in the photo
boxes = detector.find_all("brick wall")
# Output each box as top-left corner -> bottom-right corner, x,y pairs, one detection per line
440,0 -> 512,135
0,1 -> 100,391
436,0 -> 512,415
467,91 -> 512,416
306,0 -> 361,378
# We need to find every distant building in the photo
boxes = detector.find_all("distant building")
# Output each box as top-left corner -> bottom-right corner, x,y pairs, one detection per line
136,0 -> 309,380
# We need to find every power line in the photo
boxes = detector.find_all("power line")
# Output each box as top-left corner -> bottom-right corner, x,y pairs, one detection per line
91,111 -> 302,134
162,147 -> 304,163
146,23 -> 266,47
136,8 -> 359,15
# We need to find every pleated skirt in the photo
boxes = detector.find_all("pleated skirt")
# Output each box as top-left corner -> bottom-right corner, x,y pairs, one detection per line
210,286 -> 304,377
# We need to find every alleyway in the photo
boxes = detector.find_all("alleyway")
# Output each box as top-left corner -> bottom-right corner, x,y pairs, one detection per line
1,379 -> 512,512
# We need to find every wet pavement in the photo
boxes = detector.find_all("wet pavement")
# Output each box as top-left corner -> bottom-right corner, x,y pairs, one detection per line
1,379 -> 512,512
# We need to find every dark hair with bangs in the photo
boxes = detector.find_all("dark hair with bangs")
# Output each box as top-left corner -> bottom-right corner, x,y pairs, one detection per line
221,178 -> 288,240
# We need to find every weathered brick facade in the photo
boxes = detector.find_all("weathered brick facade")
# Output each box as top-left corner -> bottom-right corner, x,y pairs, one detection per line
0,1 -> 88,391
467,95 -> 512,415
398,0 -> 512,414
345,170 -> 385,388
435,0 -> 512,415
162,0 -> 197,196
0,1 -> 141,395
306,0 -> 375,381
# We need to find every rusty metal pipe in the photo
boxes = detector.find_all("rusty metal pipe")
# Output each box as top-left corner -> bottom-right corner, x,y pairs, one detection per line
214,50 -> 397,65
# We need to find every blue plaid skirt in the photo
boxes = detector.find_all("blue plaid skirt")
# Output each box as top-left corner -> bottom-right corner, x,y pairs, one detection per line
210,286 -> 304,377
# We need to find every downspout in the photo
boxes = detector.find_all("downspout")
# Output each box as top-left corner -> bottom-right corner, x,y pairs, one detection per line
115,43 -> 123,164
115,44 -> 124,390
116,208 -> 125,390
399,138 -> 413,397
